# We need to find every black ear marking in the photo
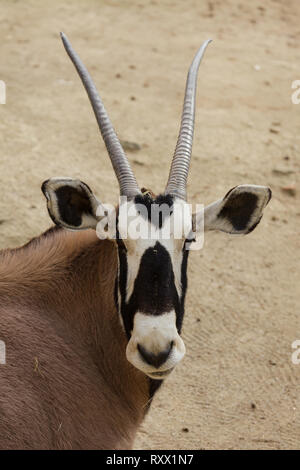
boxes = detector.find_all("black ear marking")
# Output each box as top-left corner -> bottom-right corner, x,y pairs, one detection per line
41,180 -> 50,199
218,192 -> 258,231
245,215 -> 262,234
223,185 -> 238,200
55,185 -> 94,227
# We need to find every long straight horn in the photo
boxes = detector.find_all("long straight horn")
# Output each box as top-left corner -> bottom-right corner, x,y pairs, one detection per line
165,39 -> 212,200
60,32 -> 141,198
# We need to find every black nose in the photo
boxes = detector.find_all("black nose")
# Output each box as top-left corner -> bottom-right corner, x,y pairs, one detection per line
138,341 -> 174,368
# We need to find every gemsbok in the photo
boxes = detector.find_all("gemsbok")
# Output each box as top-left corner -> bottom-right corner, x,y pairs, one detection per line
0,33 -> 271,449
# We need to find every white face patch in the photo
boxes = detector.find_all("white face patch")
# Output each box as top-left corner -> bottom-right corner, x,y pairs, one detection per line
116,196 -> 191,378
126,311 -> 186,379
117,198 -> 191,303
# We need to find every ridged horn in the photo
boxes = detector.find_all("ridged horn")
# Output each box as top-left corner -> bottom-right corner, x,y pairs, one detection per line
60,32 -> 141,198
165,39 -> 212,200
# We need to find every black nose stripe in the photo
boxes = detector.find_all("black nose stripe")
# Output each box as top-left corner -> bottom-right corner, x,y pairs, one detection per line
137,341 -> 174,368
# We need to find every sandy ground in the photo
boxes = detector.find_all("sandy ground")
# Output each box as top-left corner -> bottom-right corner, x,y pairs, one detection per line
0,0 -> 300,450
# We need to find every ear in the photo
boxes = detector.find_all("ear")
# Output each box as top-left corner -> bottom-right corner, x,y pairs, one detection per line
194,185 -> 272,235
41,178 -> 102,230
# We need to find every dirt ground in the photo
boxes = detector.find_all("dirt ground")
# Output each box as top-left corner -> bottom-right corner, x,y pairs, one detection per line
0,0 -> 300,450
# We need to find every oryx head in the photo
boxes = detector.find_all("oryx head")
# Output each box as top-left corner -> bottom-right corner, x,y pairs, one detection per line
42,33 -> 271,380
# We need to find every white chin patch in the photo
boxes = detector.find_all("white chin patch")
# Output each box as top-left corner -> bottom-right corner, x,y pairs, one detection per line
126,311 -> 186,378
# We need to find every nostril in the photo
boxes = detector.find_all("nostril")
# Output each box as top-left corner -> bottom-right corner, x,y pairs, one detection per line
138,341 -> 174,368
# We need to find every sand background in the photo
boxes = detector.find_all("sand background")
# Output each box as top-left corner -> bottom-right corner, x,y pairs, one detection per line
0,0 -> 299,449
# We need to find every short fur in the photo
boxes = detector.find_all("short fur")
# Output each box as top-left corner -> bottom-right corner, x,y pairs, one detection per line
0,227 -> 150,450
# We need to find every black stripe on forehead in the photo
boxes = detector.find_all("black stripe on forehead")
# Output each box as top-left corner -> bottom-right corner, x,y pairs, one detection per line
134,192 -> 174,229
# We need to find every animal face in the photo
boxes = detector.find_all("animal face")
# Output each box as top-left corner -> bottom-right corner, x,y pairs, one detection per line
42,179 -> 271,379
41,34 -> 271,380
116,193 -> 191,379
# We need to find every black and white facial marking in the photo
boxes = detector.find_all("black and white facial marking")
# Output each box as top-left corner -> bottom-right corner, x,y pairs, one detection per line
39,34 -> 273,394
42,177 -> 272,382
116,191 -> 191,380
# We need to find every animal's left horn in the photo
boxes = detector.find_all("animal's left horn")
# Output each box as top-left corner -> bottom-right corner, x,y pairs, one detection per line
165,39 -> 212,200
60,32 -> 141,198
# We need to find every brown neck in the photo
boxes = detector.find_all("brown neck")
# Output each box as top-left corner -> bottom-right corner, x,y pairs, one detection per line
1,227 -> 152,432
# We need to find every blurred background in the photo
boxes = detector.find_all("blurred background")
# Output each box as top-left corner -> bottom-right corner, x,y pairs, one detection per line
0,0 -> 299,449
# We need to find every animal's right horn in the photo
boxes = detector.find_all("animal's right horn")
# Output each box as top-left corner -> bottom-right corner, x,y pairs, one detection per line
60,32 -> 141,198
165,39 -> 212,200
